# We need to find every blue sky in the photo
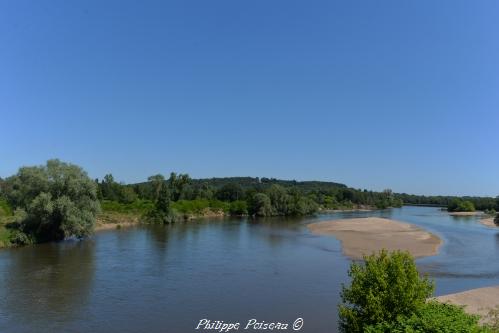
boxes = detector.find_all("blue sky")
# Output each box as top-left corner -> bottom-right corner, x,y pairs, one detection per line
1,1 -> 498,196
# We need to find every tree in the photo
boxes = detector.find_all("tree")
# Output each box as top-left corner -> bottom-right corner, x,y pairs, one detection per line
216,183 -> 244,202
148,174 -> 165,201
448,198 -> 476,212
267,184 -> 291,215
248,193 -> 273,217
4,159 -> 100,243
168,172 -> 191,201
339,250 -> 434,333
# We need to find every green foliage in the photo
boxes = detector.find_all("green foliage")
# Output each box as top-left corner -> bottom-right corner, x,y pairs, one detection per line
4,159 -> 100,242
168,172 -> 191,201
448,199 -> 476,212
216,183 -> 245,202
248,193 -> 273,217
0,198 -> 13,216
100,199 -> 154,214
229,200 -> 248,216
339,250 -> 434,333
365,301 -> 489,333
172,199 -> 229,215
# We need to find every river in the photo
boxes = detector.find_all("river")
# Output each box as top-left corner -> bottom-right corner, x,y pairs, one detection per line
1,206 -> 498,332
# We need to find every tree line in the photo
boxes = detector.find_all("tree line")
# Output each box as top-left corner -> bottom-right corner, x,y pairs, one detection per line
1,159 -> 498,246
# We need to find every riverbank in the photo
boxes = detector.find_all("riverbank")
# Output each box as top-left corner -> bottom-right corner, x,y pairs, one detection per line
95,212 -> 142,231
480,217 -> 497,228
308,217 -> 442,259
449,211 -> 483,216
435,286 -> 499,323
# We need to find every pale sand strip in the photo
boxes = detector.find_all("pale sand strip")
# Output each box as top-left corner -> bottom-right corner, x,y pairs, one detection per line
435,286 -> 499,322
449,211 -> 482,216
308,217 -> 442,259
480,217 -> 497,228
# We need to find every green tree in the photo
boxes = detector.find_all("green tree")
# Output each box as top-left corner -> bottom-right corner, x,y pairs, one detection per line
148,174 -> 166,201
168,172 -> 191,201
448,198 -> 476,212
216,183 -> 244,202
267,184 -> 291,215
248,193 -> 273,217
4,159 -> 100,243
339,250 -> 434,333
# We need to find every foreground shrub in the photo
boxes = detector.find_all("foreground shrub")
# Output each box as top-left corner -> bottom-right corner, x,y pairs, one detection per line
365,301 -> 489,333
339,250 -> 434,332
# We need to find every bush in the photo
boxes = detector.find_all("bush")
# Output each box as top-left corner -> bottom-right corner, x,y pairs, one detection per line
339,250 -> 434,333
365,301 -> 489,333
229,200 -> 248,216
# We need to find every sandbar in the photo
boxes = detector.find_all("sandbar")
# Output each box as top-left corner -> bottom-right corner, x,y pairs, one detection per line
308,217 -> 442,259
480,217 -> 497,228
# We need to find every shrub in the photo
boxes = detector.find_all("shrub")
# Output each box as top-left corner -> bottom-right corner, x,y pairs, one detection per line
229,200 -> 248,216
339,250 -> 434,333
365,301 -> 489,333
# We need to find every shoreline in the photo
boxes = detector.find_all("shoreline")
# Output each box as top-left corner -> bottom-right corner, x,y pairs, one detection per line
479,217 -> 497,228
449,211 -> 483,216
308,217 -> 442,259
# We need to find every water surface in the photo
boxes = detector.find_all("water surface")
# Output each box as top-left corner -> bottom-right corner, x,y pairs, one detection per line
1,206 -> 498,332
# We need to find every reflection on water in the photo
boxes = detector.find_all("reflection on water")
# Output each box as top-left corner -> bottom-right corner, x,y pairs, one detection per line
0,207 -> 499,332
0,241 -> 95,332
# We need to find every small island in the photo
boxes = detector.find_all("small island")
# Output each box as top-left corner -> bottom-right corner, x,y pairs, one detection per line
308,217 -> 442,259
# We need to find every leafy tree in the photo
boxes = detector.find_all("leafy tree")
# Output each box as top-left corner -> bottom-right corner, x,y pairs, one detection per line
248,193 -> 273,217
267,184 -> 291,215
229,200 -> 248,216
148,174 -> 166,201
168,172 -> 191,201
149,186 -> 178,223
339,250 -> 434,333
4,159 -> 100,243
216,183 -> 244,202
448,199 -> 476,212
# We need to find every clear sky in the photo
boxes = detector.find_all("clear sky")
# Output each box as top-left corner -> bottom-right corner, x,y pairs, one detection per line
1,1 -> 498,196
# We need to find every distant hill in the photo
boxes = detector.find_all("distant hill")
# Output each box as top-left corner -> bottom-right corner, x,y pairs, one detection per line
189,177 -> 347,192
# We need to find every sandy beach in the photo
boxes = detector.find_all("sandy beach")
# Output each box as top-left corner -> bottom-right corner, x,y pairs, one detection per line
308,217 -> 442,259
435,286 -> 499,322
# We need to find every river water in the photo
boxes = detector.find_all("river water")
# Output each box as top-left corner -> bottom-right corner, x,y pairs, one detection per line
1,206 -> 498,333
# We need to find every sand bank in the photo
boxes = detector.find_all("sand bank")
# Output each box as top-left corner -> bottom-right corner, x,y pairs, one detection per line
308,217 -> 442,259
480,217 -> 497,228
449,211 -> 482,216
435,286 -> 499,322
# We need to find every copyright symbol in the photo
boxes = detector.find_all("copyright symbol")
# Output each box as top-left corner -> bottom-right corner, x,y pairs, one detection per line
292,318 -> 303,331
